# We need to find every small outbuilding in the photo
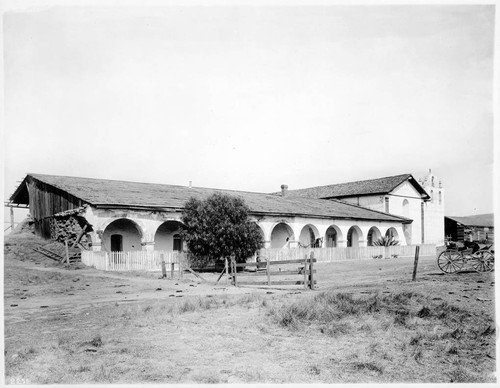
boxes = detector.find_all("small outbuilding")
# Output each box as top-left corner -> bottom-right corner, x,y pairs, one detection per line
445,214 -> 494,243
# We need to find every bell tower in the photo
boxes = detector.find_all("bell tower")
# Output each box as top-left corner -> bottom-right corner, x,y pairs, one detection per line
418,169 -> 445,246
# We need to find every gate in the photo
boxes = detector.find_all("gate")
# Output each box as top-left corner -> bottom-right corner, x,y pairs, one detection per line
230,253 -> 317,290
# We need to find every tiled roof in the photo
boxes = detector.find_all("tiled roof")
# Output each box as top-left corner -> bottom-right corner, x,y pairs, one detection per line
282,173 -> 429,199
446,214 -> 494,228
11,173 -> 410,223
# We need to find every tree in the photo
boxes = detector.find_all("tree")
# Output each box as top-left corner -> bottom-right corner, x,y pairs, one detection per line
180,193 -> 264,264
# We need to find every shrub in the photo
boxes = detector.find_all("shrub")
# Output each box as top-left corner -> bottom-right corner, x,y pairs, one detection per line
181,193 -> 264,265
373,236 -> 400,246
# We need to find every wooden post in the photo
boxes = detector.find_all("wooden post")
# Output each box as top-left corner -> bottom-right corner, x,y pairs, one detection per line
225,257 -> 229,285
266,256 -> 271,286
10,206 -> 14,231
65,240 -> 69,264
178,257 -> 182,279
71,225 -> 88,248
161,254 -> 166,279
412,245 -> 420,282
309,252 -> 314,289
232,257 -> 237,287
303,254 -> 308,290
230,257 -> 233,285
171,262 -> 175,279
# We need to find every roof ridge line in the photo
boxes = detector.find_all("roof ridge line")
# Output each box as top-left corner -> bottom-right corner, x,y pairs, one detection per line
286,173 -> 412,192
327,198 -> 411,222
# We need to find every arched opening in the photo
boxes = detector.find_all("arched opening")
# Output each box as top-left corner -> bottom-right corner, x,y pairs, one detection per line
385,227 -> 399,241
367,227 -> 382,246
347,226 -> 362,247
298,224 -> 320,247
402,199 -> 409,218
325,225 -> 341,247
270,222 -> 294,249
155,221 -> 184,251
103,218 -> 142,252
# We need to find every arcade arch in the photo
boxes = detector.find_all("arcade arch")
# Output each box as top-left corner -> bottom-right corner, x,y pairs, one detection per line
270,222 -> 294,248
102,218 -> 143,252
298,224 -> 320,247
367,227 -> 382,246
325,225 -> 342,247
385,227 -> 399,241
347,226 -> 363,247
154,221 -> 184,251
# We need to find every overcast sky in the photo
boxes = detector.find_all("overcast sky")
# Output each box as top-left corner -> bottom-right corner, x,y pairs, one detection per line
2,1 -> 497,225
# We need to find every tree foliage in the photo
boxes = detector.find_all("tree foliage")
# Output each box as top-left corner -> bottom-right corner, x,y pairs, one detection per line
180,193 -> 264,263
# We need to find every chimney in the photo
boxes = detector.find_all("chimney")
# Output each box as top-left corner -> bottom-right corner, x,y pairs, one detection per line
281,184 -> 288,197
189,181 -> 192,188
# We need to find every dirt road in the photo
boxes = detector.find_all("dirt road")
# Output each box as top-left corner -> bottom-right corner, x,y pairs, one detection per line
3,239 -> 496,384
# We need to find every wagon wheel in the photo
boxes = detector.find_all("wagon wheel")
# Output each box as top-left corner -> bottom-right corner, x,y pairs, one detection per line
470,250 -> 494,273
437,251 -> 463,274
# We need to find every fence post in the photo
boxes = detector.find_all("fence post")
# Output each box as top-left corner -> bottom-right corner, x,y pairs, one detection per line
309,252 -> 315,290
178,255 -> 183,279
412,245 -> 420,282
266,256 -> 271,286
161,254 -> 166,279
303,254 -> 308,290
232,257 -> 237,287
171,261 -> 175,279
65,240 -> 69,264
225,257 -> 229,285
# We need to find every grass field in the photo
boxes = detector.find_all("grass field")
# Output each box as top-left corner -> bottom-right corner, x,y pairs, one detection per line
3,231 -> 496,383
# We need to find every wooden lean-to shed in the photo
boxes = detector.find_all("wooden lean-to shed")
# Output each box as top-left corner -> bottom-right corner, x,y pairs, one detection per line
9,174 -> 92,246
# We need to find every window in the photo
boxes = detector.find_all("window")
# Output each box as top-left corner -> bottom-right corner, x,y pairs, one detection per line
438,191 -> 442,205
173,234 -> 182,251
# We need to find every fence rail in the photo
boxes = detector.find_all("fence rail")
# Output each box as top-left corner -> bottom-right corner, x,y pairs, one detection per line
231,254 -> 316,289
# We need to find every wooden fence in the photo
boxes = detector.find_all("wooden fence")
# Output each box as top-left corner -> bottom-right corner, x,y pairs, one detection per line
82,244 -> 436,272
231,253 -> 317,289
257,244 -> 436,263
81,250 -> 186,272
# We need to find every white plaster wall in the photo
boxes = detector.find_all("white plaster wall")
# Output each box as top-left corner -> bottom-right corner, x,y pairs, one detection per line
341,195 -> 385,212
155,233 -> 174,251
388,181 -> 424,244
